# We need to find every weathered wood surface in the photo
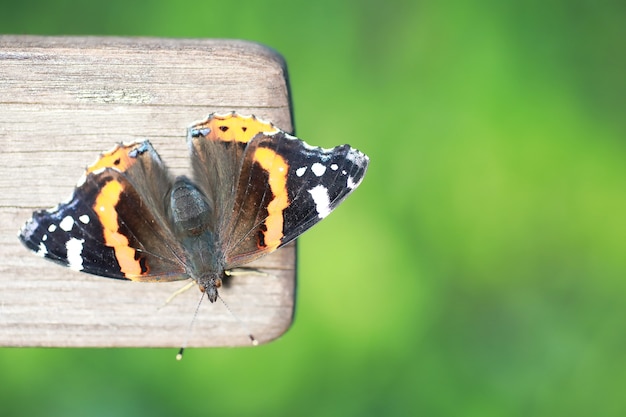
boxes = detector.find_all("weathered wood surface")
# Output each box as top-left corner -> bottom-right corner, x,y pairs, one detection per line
0,36 -> 296,348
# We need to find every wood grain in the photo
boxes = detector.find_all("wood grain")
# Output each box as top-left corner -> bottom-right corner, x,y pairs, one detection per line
0,36 -> 296,348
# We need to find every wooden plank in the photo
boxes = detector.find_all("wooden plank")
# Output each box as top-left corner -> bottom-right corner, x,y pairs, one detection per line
0,36 -> 296,348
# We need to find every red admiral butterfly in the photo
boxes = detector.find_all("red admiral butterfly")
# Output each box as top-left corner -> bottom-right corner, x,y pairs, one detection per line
19,113 -> 369,352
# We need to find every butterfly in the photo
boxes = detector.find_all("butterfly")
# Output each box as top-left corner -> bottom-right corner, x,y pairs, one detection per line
19,112 -> 369,353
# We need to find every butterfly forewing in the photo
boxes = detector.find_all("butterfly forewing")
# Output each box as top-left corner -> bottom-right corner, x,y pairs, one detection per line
279,141 -> 369,245
222,131 -> 369,268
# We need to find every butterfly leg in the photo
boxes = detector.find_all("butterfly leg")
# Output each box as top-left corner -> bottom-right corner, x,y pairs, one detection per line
159,279 -> 196,309
225,268 -> 271,278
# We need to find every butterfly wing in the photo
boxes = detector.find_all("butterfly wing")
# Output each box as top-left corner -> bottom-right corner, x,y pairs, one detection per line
223,131 -> 369,267
187,112 -> 279,228
19,141 -> 189,282
187,113 -> 369,269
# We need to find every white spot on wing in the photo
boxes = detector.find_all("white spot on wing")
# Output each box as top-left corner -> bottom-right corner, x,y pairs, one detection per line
330,163 -> 338,171
311,162 -> 327,177
36,242 -> 48,257
42,234 -> 48,241
66,238 -> 85,271
296,166 -> 307,177
59,216 -> 75,232
48,224 -> 57,233
79,214 -> 90,224
347,176 -> 357,189
308,184 -> 331,219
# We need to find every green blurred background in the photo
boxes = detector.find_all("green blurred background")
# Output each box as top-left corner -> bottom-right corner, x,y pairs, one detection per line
2,0 -> 626,415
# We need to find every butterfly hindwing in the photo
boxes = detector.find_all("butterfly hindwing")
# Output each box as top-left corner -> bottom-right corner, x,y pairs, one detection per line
187,113 -> 279,230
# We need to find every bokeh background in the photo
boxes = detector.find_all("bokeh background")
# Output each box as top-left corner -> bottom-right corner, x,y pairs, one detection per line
2,0 -> 625,416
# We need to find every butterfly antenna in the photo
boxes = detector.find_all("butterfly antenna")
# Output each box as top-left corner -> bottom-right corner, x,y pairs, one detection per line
176,291 -> 206,361
218,294 -> 259,346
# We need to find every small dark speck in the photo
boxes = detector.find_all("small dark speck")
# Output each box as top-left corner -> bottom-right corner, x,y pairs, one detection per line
219,126 -> 229,132
114,158 -> 121,165
242,127 -> 248,132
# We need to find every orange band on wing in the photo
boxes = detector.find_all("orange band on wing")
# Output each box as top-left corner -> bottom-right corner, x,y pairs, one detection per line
87,146 -> 134,174
93,180 -> 142,276
253,147 -> 289,250
195,114 -> 279,143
